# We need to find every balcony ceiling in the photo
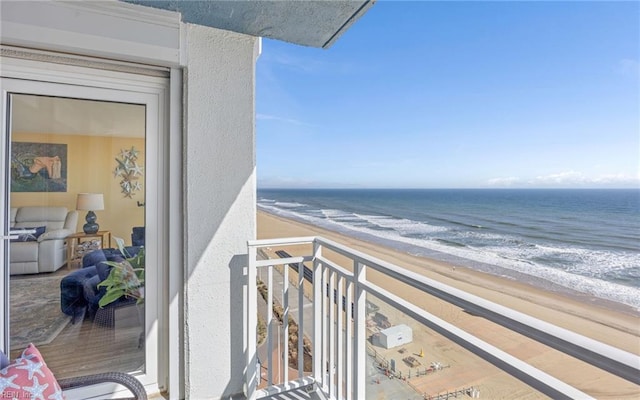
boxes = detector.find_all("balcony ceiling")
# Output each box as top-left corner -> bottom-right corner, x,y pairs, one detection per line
121,0 -> 375,48
11,95 -> 145,138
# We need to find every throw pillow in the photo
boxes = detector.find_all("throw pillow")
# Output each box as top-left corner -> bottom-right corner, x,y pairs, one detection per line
0,350 -> 8,370
0,343 -> 65,400
10,226 -> 46,242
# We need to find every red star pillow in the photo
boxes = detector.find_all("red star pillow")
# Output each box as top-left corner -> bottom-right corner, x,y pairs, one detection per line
0,343 -> 65,400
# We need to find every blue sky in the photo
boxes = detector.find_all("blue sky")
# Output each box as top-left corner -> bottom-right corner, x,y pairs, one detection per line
256,1 -> 639,189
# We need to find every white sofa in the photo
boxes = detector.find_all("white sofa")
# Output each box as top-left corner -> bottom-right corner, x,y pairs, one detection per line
10,206 -> 78,275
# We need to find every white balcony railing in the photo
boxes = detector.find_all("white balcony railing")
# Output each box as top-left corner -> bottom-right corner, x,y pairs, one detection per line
245,237 -> 639,400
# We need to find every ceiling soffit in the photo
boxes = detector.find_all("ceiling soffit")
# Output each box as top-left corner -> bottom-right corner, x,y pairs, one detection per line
122,0 -> 375,48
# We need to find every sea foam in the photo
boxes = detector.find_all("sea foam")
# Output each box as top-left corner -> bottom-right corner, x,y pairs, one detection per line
258,199 -> 640,311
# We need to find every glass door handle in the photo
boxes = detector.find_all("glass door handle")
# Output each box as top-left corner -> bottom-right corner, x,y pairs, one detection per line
2,229 -> 36,240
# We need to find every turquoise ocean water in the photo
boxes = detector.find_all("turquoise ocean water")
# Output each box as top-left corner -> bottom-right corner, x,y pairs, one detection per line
258,189 -> 640,311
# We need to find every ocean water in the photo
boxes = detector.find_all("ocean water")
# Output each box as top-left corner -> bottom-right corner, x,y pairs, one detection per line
257,189 -> 640,311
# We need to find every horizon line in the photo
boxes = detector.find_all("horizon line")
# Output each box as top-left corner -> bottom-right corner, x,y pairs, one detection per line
257,187 -> 640,190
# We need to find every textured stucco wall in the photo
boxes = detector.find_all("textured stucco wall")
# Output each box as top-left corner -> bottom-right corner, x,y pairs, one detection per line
183,24 -> 258,399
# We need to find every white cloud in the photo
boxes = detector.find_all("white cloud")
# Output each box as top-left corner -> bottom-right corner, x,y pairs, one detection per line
530,170 -> 587,185
256,113 -> 309,126
270,53 -> 322,74
487,177 -> 522,186
262,46 -> 354,75
257,176 -> 359,189
589,173 -> 640,186
260,47 -> 325,74
487,171 -> 640,188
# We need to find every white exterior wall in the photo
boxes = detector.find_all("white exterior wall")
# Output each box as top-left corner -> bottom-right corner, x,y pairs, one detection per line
2,2 -> 260,398
182,24 -> 258,399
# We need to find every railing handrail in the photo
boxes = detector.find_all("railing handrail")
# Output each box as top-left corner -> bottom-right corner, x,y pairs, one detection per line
248,236 -> 316,247
313,236 -> 640,380
246,236 -> 640,400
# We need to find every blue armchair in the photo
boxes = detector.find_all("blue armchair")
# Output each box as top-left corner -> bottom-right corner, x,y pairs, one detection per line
60,246 -> 141,322
131,226 -> 145,247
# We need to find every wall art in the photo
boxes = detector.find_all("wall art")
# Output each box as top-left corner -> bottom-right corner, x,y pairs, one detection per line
11,142 -> 67,192
114,146 -> 143,198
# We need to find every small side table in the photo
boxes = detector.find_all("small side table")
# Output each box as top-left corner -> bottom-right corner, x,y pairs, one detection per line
66,231 -> 111,269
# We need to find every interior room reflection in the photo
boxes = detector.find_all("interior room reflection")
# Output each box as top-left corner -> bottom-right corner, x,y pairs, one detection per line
8,94 -> 146,378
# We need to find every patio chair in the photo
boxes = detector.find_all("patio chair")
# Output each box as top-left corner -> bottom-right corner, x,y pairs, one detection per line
57,371 -> 147,400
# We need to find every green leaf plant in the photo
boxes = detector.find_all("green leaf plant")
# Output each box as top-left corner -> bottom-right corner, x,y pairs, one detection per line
97,236 -> 145,308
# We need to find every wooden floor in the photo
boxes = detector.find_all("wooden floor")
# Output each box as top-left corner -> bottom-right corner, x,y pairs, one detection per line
9,268 -> 145,380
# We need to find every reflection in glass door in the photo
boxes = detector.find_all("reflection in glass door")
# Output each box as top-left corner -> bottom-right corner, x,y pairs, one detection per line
6,94 -> 146,379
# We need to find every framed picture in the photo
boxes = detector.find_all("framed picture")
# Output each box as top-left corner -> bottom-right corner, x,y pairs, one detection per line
10,142 -> 67,192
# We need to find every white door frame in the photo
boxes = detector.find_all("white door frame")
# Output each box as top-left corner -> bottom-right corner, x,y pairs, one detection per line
1,56 -> 169,399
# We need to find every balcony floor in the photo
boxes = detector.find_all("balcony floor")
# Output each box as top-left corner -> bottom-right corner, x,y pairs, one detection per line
262,388 -> 327,400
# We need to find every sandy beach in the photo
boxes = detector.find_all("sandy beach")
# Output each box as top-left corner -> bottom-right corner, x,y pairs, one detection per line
257,210 -> 640,399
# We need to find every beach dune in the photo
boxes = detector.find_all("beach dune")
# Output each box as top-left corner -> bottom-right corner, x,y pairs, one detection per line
257,210 -> 640,399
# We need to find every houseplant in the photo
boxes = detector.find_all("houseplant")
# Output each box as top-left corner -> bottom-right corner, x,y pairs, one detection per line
97,237 -> 145,308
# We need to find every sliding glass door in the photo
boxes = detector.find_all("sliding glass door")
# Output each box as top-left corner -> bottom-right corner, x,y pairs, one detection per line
1,58 -> 167,396
7,93 -> 148,373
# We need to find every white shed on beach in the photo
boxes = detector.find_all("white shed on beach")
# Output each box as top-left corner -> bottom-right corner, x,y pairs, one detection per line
378,324 -> 413,349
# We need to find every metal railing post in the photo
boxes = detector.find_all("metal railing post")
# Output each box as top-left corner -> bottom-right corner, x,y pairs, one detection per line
321,266 -> 329,393
267,265 -> 274,386
297,261 -> 305,378
345,277 -> 354,400
246,245 -> 258,399
336,274 -> 344,400
283,260 -> 289,388
312,240 -> 323,387
328,269 -> 336,398
353,260 -> 366,399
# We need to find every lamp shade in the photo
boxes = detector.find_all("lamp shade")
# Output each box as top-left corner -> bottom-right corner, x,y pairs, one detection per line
76,193 -> 104,211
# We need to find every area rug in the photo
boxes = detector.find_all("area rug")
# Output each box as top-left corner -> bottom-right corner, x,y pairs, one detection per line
10,274 -> 71,349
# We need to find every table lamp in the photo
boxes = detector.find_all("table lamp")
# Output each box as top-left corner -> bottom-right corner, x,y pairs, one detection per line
76,193 -> 104,234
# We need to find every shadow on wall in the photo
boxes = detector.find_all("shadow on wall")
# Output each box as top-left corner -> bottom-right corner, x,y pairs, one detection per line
182,26 -> 259,398
228,253 -> 248,397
